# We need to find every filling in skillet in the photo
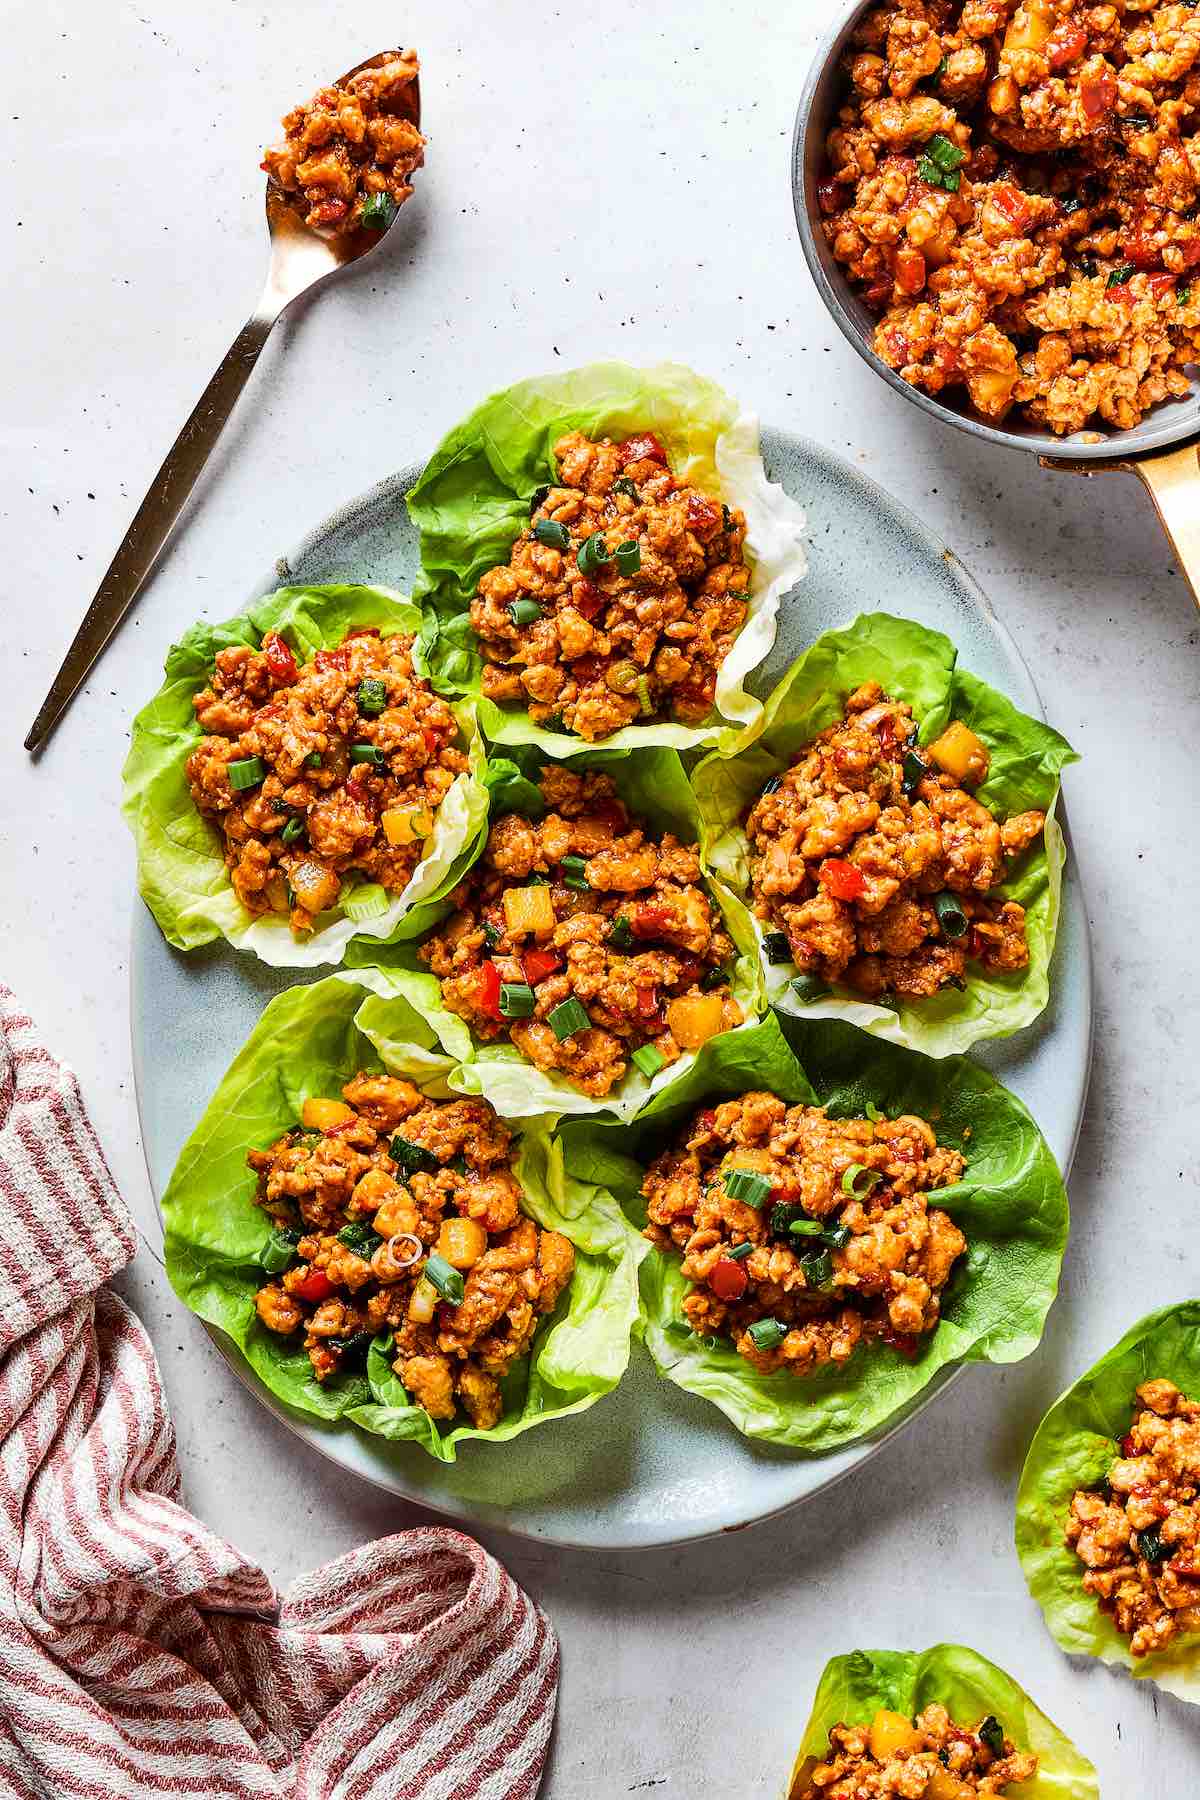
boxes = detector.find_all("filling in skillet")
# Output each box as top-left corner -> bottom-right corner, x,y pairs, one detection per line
262,51 -> 424,235
820,0 -> 1200,435
251,1077 -> 573,1429
186,627 -> 465,934
744,681 -> 1045,1000
470,430 -> 750,740
641,1090 -> 967,1373
1066,1376 -> 1200,1657
419,766 -> 743,1097
794,1705 -> 1037,1798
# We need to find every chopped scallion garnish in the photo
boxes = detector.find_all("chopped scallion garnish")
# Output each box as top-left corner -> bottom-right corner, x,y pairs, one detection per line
726,1241 -> 753,1262
304,750 -> 323,769
336,1221 -> 378,1251
281,816 -> 305,845
390,1135 -> 440,1175
560,854 -> 590,890
933,890 -> 968,938
609,914 -> 634,951
499,981 -> 536,1018
528,483 -> 551,515
227,756 -> 266,791
548,997 -> 590,1040
612,476 -> 640,501
724,1168 -> 773,1207
978,1718 -> 1005,1761
614,539 -> 641,575
1138,1527 -> 1170,1564
260,1226 -> 301,1273
762,931 -> 792,965
356,677 -> 388,717
761,775 -> 782,795
508,599 -> 543,627
841,1163 -> 882,1197
482,920 -> 502,949
1107,263 -> 1136,288
350,743 -> 385,765
700,965 -> 728,992
533,519 -> 570,550
799,1248 -> 834,1287
342,883 -> 389,921
361,191 -> 397,229
577,531 -> 613,576
791,973 -> 831,1002
865,1101 -> 882,1121
747,1318 -> 787,1351
424,1253 -> 465,1306
901,748 -> 928,795
636,675 -> 654,716
632,1043 -> 665,1079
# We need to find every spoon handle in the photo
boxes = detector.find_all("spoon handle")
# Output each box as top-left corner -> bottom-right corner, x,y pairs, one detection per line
24,304 -> 280,753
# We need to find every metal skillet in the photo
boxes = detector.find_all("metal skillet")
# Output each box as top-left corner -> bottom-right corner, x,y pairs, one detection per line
793,0 -> 1200,611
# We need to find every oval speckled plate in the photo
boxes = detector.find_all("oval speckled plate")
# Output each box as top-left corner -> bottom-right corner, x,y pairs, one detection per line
131,428 -> 1092,1550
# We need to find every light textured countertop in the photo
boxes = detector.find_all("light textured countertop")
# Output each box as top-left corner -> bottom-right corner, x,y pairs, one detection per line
5,1 -> 1199,1792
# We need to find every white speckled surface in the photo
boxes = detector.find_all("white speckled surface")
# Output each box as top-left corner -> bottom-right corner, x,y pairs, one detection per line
4,1 -> 1199,1792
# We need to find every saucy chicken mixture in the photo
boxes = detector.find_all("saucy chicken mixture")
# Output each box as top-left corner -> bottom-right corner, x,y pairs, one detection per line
470,430 -> 750,741
822,0 -> 1200,434
186,628 -> 465,935
794,1706 -> 1037,1798
642,1090 -> 966,1373
420,766 -> 743,1098
262,51 -> 424,234
745,681 -> 1045,1000
1066,1376 -> 1200,1656
251,1077 -> 574,1429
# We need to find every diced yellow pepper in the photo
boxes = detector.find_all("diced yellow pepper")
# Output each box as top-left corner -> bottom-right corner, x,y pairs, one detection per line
301,1096 -> 355,1131
867,1711 -> 923,1762
926,719 -> 990,786
927,1770 -> 973,1800
436,1216 -> 488,1269
502,884 -> 556,938
382,805 -> 435,847
666,992 -> 726,1051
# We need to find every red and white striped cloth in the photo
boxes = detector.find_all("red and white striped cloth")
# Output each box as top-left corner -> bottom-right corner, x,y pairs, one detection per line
0,987 -> 558,1798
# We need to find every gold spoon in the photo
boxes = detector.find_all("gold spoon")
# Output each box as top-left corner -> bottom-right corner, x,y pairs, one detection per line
25,49 -> 421,754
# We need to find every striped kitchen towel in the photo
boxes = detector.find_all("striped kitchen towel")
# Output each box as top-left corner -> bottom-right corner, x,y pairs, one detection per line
0,987 -> 558,1798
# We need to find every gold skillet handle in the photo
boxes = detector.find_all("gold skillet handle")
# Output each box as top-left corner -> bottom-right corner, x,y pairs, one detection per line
1041,439 -> 1200,615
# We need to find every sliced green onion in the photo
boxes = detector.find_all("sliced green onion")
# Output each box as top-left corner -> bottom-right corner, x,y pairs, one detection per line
1107,263 -> 1136,288
508,599 -> 543,627
933,891 -> 968,938
482,920 -> 502,949
528,483 -> 551,515
841,1163 -> 882,1197
390,1135 -> 440,1175
747,1318 -> 787,1351
424,1253 -> 465,1306
934,54 -> 949,79
978,1718 -> 1005,1761
614,539 -> 641,575
336,1221 -> 378,1251
328,1329 -> 376,1365
304,750 -> 323,769
769,1201 -> 803,1235
901,748 -> 928,795
917,154 -> 960,191
342,883 -> 389,921
356,677 -> 388,717
548,997 -> 590,1041
350,743 -> 385,765
865,1101 -> 883,1121
577,531 -> 613,576
762,931 -> 792,965
526,872 -> 549,885
281,816 -> 305,845
499,981 -> 536,1018
800,1248 -> 834,1287
636,675 -> 653,716
632,1043 -> 665,1079
1179,283 -> 1193,304
927,132 -> 966,173
227,756 -> 266,791
260,1226 -> 301,1273
609,914 -> 634,951
361,191 -> 397,229
726,1241 -> 753,1262
449,1154 -> 469,1175
787,1218 -> 824,1239
700,965 -> 728,992
761,774 -> 782,795
1138,1527 -> 1170,1564
560,854 -> 590,890
724,1168 -> 773,1207
533,519 -> 570,549
612,476 -> 640,500
789,1218 -> 849,1250
791,973 -> 831,1002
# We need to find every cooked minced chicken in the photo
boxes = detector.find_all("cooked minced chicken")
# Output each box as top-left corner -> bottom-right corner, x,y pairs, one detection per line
793,1704 -> 1037,1798
262,51 -> 424,234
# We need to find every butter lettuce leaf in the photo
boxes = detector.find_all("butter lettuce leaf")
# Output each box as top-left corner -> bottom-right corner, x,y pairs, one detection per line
561,1014 -> 1068,1450
408,360 -> 809,752
789,1646 -> 1097,1799
692,612 -> 1078,1056
1015,1300 -> 1200,1704
122,584 -> 490,967
161,970 -> 643,1462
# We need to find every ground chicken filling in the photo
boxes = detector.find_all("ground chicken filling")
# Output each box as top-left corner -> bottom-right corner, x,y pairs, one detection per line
642,1090 -> 967,1373
419,766 -> 743,1098
822,0 -> 1200,434
186,628 -> 466,935
793,1705 -> 1037,1798
251,1078 -> 574,1429
470,430 -> 750,741
262,51 -> 424,233
1066,1376 -> 1200,1657
744,681 -> 1045,1000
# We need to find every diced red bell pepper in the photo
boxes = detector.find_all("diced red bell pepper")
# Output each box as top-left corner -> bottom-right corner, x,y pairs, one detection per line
1080,69 -> 1117,120
685,493 -> 722,538
635,985 -> 660,1020
696,1108 -> 718,1133
993,184 -> 1034,232
477,959 -> 503,1021
423,726 -> 443,755
817,177 -> 849,215
1047,23 -> 1088,70
344,771 -> 378,809
618,433 -> 668,468
1147,272 -> 1177,303
572,579 -> 605,620
262,631 -> 298,686
632,901 -> 673,940
893,245 -> 927,296
522,948 -> 563,985
820,859 -> 867,902
709,1258 -> 749,1302
314,647 -> 350,672
1181,237 -> 1200,270
1121,1433 -> 1137,1457
675,956 -> 704,985
292,1269 -> 335,1303
1124,228 -> 1162,271
880,1326 -> 921,1360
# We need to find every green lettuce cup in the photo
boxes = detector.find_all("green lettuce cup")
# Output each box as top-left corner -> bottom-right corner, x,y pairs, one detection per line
344,743 -> 766,1121
788,1646 -> 1098,1799
1016,1301 -> 1200,1703
408,359 -> 809,753
123,583 -> 490,967
560,1013 -> 1068,1451
692,612 -> 1078,1058
161,969 -> 645,1462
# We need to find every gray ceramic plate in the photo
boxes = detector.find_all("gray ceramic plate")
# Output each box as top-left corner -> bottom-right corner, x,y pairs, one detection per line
131,427 -> 1092,1550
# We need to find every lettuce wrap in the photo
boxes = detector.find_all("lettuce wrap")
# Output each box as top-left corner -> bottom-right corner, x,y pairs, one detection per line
407,360 -> 809,752
788,1646 -> 1098,1799
161,970 -> 645,1462
692,612 -> 1078,1057
1015,1300 -> 1200,1703
123,584 -> 490,967
558,1013 -> 1068,1450
344,743 -> 766,1121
